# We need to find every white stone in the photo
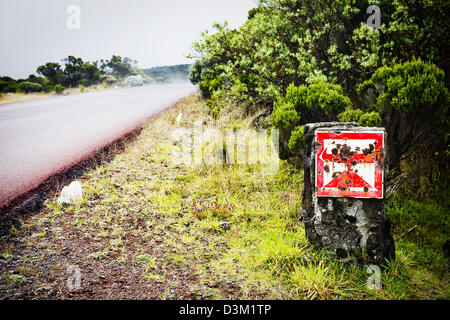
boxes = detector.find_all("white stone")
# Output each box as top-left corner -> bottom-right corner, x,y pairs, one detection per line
176,112 -> 183,124
57,181 -> 83,205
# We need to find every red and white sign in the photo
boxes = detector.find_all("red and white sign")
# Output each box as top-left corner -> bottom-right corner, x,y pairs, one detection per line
315,131 -> 384,199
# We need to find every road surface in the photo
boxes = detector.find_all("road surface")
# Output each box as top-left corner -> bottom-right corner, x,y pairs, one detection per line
0,83 -> 196,207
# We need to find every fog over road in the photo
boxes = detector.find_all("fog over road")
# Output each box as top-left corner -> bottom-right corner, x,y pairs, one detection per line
0,83 -> 196,207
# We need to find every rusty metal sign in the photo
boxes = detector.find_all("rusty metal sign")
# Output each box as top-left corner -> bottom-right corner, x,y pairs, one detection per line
315,131 -> 384,199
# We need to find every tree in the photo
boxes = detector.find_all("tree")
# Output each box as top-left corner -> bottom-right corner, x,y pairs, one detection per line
102,55 -> 135,78
82,63 -> 101,85
61,56 -> 101,87
0,76 -> 18,93
62,56 -> 84,87
37,62 -> 65,85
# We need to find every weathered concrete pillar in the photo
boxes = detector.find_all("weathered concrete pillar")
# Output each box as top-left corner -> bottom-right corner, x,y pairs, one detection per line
302,122 -> 395,265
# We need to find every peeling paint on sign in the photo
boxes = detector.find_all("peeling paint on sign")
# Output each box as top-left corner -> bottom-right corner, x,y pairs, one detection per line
315,131 -> 384,199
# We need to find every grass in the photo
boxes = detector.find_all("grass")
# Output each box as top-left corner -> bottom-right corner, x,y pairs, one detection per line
0,92 -> 50,104
5,275 -> 27,289
0,93 -> 448,299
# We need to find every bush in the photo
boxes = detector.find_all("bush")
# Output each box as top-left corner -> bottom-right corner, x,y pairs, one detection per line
272,81 -> 352,161
306,82 -> 352,116
189,60 -> 203,84
79,78 -> 89,87
42,78 -> 54,92
0,78 -> 19,93
337,108 -> 364,123
100,74 -> 117,86
54,84 -> 65,94
358,59 -> 449,177
358,60 -> 448,114
288,126 -> 305,152
272,102 -> 300,130
18,81 -> 43,93
198,74 -> 223,99
337,109 -> 381,127
358,112 -> 382,127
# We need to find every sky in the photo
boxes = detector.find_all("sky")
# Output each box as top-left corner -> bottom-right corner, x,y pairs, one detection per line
0,0 -> 257,79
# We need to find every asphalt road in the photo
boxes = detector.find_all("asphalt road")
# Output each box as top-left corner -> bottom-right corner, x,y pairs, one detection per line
0,83 -> 196,207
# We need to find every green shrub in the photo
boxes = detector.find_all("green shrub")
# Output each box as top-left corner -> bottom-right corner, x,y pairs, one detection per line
306,82 -> 352,115
337,108 -> 364,123
79,78 -> 89,87
277,83 -> 308,114
199,74 -> 223,99
358,59 -> 449,176
189,60 -> 203,84
272,81 -> 352,161
0,78 -> 19,93
42,78 -> 54,92
0,80 -> 8,92
359,59 -> 448,114
78,84 -> 85,92
273,81 -> 352,130
54,84 -> 65,94
18,81 -> 43,93
358,112 -> 382,127
272,102 -> 300,130
337,109 -> 381,127
288,126 -> 305,152
100,74 -> 117,86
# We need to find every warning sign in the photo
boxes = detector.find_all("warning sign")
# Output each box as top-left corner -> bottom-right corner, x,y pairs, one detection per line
315,131 -> 384,199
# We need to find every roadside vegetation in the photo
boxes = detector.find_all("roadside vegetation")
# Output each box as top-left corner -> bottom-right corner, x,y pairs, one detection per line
0,55 -> 151,103
0,59 -> 191,104
188,0 -> 449,185
186,2 -> 449,294
0,95 -> 448,299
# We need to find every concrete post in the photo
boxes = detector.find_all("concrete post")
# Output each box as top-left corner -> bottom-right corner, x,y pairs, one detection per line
302,122 -> 395,265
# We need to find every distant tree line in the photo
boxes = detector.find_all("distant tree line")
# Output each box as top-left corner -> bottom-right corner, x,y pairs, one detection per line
0,55 -> 141,94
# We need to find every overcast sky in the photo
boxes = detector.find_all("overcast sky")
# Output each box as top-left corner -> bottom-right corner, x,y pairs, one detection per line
0,0 -> 256,79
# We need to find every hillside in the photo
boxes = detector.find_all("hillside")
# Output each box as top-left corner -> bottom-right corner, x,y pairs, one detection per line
143,64 -> 190,83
